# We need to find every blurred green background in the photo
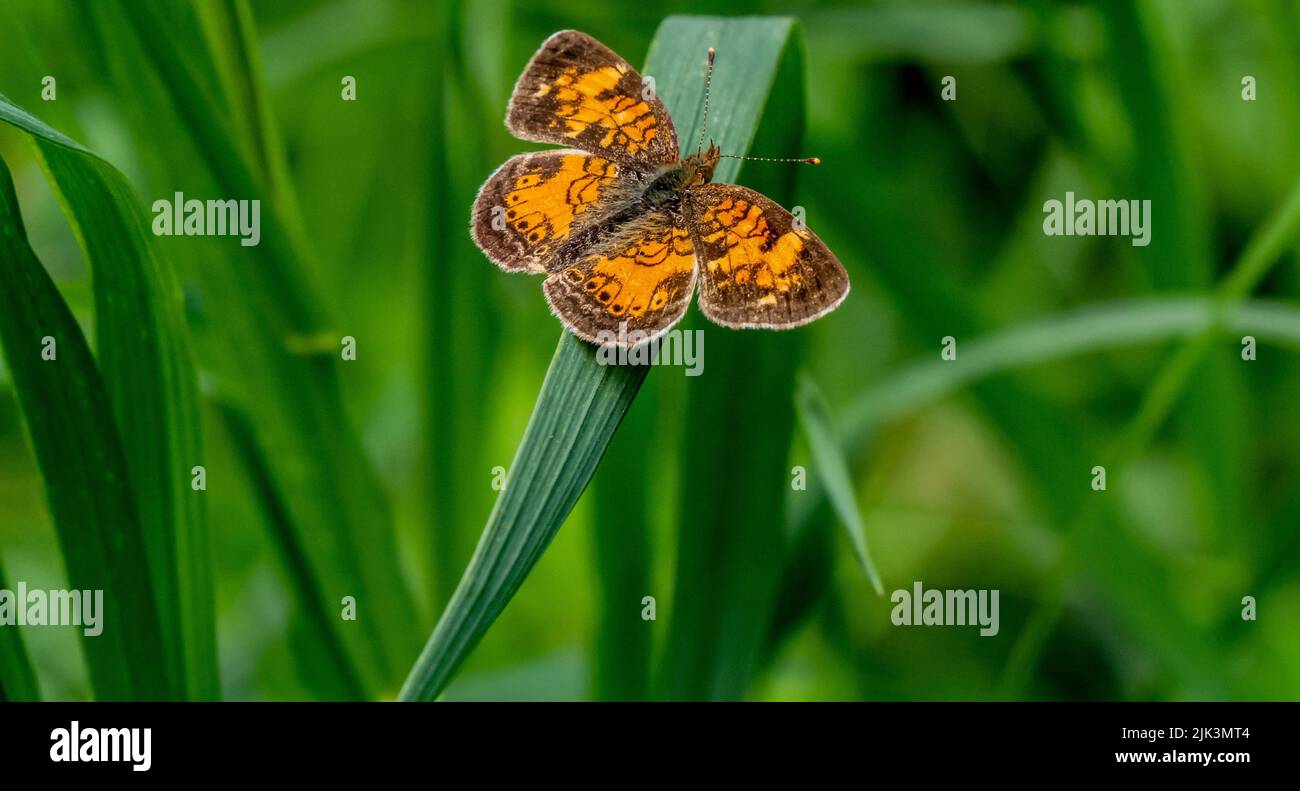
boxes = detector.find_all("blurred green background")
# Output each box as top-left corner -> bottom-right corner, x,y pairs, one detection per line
1,0 -> 1299,701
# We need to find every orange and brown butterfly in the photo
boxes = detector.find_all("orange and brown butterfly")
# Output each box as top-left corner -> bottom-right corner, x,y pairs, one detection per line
471,30 -> 849,347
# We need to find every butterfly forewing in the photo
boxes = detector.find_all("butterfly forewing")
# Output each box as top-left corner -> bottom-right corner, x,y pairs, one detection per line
687,183 -> 849,329
506,30 -> 679,168
472,149 -> 626,273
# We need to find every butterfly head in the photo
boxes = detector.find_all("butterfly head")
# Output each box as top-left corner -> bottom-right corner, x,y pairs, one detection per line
682,142 -> 721,186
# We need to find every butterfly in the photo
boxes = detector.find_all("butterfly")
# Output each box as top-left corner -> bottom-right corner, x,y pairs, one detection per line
471,30 -> 849,347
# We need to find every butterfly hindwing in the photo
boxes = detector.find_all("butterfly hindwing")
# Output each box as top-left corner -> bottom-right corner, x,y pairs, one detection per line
472,149 -> 627,273
507,30 -> 679,168
543,209 -> 697,345
687,183 -> 849,329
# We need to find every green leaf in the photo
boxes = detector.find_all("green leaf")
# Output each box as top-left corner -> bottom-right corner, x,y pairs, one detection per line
39,142 -> 214,700
1099,0 -> 1246,545
794,294 -> 1300,689
194,0 -> 301,213
795,374 -> 884,596
0,558 -> 40,701
840,296 -> 1300,443
590,380 -> 657,700
0,154 -> 171,700
1001,172 -> 1300,695
401,335 -> 649,700
216,402 -> 367,700
425,1 -> 502,616
84,0 -> 420,693
1,89 -> 215,699
401,15 -> 804,700
653,16 -> 807,701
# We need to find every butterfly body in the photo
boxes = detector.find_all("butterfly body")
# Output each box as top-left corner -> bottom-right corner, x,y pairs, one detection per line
549,143 -> 719,268
644,144 -> 721,204
472,31 -> 848,346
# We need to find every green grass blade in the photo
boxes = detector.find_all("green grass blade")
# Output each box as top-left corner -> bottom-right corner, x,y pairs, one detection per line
1001,174 -> 1300,695
653,15 -> 807,701
841,296 -> 1300,442
401,335 -> 649,700
425,0 -> 501,615
798,294 -> 1300,687
1,90 -> 214,699
38,140 -> 215,700
590,382 -> 657,700
0,558 -> 40,701
0,154 -> 171,700
217,402 -> 367,700
1115,175 -> 1300,463
795,374 -> 884,596
1100,1 -> 1247,550
85,0 -> 421,691
194,0 -> 311,248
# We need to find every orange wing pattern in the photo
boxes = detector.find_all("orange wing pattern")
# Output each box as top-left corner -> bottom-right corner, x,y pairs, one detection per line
544,211 -> 696,344
688,184 -> 849,329
506,30 -> 679,168
472,150 -> 623,272
473,30 -> 852,348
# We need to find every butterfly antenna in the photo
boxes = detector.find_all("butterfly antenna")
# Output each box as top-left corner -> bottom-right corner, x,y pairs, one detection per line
719,153 -> 822,165
697,47 -> 715,153
699,47 -> 820,165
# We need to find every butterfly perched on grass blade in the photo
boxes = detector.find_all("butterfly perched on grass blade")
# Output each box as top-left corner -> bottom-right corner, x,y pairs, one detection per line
471,30 -> 849,347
